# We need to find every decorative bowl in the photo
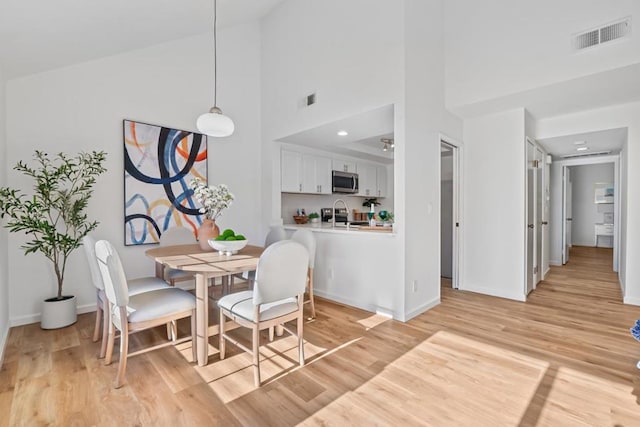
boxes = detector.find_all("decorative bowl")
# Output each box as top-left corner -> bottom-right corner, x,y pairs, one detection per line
208,239 -> 248,255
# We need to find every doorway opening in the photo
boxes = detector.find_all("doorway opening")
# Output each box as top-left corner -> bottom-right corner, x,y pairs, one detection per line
440,138 -> 461,290
561,160 -> 618,271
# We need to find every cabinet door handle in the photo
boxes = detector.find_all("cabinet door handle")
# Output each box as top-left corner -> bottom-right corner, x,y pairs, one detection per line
299,183 -> 302,192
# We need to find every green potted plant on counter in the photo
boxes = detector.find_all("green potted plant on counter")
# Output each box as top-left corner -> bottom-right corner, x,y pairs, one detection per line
0,150 -> 107,329
308,212 -> 320,224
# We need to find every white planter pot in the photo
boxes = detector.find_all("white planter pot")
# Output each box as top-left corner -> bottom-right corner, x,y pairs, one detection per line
41,295 -> 77,329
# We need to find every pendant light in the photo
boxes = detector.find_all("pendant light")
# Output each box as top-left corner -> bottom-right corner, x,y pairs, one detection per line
197,0 -> 235,137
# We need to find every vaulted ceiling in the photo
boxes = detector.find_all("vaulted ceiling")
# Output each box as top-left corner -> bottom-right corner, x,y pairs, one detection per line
0,0 -> 284,78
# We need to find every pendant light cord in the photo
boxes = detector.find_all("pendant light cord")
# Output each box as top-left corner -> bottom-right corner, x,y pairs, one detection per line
213,0 -> 218,108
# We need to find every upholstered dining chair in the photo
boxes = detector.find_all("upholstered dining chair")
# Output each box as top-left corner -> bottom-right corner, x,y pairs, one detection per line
218,240 -> 309,387
82,235 -> 171,359
94,239 -> 197,389
160,227 -> 197,286
230,225 -> 288,292
291,229 -> 317,319
264,226 -> 287,248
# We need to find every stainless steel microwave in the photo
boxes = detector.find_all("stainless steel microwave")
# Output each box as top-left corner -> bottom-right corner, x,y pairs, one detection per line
332,170 -> 359,194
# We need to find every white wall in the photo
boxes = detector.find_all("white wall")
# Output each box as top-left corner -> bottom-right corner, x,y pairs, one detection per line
444,0 -> 640,109
536,102 -> 640,304
0,67 -> 9,363
5,24 -> 263,325
261,0 -> 462,320
260,0 -> 408,316
402,0 -> 463,319
569,164 -> 614,247
463,109 -> 527,301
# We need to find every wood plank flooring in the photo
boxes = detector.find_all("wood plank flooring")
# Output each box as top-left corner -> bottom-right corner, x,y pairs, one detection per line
2,246 -> 640,426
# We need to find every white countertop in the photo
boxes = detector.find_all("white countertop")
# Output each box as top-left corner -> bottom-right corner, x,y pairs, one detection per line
283,222 -> 396,236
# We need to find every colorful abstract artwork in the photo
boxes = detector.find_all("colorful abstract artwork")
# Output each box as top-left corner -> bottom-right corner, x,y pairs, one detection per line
123,120 -> 207,245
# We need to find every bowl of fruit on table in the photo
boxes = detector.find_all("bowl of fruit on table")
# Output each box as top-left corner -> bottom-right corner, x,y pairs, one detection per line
208,229 -> 248,255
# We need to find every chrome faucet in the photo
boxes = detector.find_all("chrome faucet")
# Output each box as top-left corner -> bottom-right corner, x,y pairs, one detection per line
332,199 -> 350,228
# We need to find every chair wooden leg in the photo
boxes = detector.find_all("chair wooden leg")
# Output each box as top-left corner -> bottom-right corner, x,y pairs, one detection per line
268,326 -> 274,342
297,310 -> 305,366
170,320 -> 177,342
105,314 -> 115,366
275,325 -> 284,337
93,300 -> 102,343
191,310 -> 197,363
100,301 -> 110,359
166,323 -> 172,340
308,268 -> 316,319
115,312 -> 129,389
219,310 -> 226,360
252,324 -> 260,387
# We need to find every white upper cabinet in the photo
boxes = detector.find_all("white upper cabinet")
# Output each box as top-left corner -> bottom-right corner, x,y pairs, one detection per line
357,162 -> 388,198
332,159 -> 357,173
376,165 -> 388,198
357,162 -> 377,197
282,149 -> 331,194
302,155 -> 332,194
281,149 -> 302,193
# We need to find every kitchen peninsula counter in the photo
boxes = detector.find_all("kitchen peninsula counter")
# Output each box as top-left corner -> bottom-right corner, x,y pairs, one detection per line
283,222 -> 395,236
282,222 -> 401,319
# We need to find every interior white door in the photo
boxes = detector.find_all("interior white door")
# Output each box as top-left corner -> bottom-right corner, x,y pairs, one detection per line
440,140 -> 460,290
526,141 -> 536,295
535,147 -> 543,285
562,167 -> 572,264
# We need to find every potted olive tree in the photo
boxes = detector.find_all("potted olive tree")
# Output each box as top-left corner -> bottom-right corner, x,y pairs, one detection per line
0,150 -> 107,329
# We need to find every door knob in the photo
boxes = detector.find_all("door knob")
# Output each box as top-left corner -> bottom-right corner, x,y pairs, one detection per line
541,221 -> 548,225
528,224 -> 534,229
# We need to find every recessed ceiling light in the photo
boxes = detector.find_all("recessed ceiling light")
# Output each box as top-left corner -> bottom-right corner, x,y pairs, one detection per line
337,130 -> 348,136
574,141 -> 586,145
577,147 -> 588,151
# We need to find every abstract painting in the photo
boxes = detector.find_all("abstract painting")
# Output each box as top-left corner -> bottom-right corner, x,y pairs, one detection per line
123,120 -> 207,245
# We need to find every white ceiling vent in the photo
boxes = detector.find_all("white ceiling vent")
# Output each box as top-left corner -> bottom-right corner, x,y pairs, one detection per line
573,17 -> 631,51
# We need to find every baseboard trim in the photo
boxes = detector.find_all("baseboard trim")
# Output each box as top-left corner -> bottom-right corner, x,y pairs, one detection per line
549,259 -> 562,266
403,297 -> 440,322
0,323 -> 9,369
313,289 -> 402,321
461,284 -> 526,302
10,302 -> 98,328
623,296 -> 640,306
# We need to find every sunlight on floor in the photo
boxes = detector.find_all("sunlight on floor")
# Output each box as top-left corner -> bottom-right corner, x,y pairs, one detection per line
537,366 -> 640,425
303,331 -> 549,425
357,313 -> 392,331
186,335 -> 343,403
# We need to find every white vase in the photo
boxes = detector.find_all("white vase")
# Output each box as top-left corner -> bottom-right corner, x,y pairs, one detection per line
41,295 -> 77,329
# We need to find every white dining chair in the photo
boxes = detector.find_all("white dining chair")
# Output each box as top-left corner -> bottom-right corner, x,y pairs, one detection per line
291,229 -> 317,319
230,225 -> 287,292
264,226 -> 287,248
160,227 -> 197,286
95,239 -> 197,389
218,240 -> 309,387
82,235 -> 171,359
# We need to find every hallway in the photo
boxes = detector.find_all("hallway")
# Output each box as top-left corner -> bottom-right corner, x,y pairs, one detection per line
431,245 -> 640,425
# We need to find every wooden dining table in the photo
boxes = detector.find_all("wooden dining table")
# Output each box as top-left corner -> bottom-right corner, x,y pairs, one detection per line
145,243 -> 264,366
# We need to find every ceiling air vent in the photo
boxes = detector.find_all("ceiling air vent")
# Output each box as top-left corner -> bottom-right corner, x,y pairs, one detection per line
573,17 -> 631,51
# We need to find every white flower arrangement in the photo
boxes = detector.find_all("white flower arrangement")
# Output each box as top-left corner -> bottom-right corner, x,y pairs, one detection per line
189,178 -> 234,220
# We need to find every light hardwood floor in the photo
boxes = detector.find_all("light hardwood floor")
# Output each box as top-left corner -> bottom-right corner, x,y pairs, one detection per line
2,246 -> 640,426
